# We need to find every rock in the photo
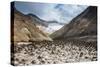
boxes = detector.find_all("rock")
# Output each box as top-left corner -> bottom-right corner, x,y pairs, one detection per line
11,40 -> 97,65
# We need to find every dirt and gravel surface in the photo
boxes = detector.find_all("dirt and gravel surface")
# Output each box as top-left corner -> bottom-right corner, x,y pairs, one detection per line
11,39 -> 97,66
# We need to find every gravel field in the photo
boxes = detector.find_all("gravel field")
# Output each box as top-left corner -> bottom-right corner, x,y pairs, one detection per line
11,39 -> 97,66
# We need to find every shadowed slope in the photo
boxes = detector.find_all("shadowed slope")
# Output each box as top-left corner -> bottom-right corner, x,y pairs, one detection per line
50,6 -> 97,39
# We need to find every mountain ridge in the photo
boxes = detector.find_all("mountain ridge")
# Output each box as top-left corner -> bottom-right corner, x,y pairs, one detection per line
50,6 -> 97,40
11,7 -> 52,42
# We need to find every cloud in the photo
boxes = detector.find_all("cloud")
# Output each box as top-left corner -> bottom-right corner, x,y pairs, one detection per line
15,2 -> 88,24
53,4 -> 88,23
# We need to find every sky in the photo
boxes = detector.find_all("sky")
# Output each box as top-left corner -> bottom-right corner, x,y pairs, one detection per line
15,1 -> 88,24
14,1 -> 88,33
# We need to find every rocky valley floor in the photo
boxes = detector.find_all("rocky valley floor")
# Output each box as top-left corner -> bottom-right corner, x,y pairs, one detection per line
11,39 -> 97,66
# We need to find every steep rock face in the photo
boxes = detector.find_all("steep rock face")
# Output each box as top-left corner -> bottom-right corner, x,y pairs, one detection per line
11,8 -> 52,42
50,6 -> 97,39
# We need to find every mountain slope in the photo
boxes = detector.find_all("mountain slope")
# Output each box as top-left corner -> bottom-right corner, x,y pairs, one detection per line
50,6 -> 97,39
11,8 -> 52,42
27,13 -> 48,27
